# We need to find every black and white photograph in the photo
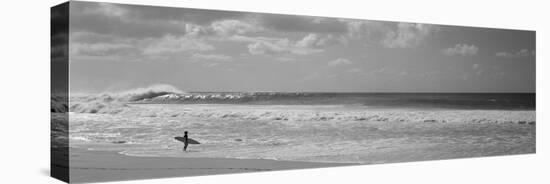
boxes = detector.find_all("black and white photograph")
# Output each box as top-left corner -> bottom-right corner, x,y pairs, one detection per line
47,0 -> 538,183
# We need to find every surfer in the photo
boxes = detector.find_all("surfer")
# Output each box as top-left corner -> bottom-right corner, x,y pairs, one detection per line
174,132 -> 199,152
183,131 -> 189,151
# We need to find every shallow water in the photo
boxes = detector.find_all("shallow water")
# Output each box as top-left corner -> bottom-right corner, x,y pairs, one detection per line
68,104 -> 535,164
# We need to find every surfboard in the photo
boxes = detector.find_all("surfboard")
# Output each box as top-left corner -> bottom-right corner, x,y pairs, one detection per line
174,136 -> 201,144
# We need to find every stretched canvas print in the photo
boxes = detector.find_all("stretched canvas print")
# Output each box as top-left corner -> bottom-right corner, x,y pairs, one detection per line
51,1 -> 536,183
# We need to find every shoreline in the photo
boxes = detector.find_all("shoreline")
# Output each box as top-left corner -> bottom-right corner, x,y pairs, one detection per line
68,148 -> 354,183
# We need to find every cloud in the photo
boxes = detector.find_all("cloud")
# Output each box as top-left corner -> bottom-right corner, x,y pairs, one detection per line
203,63 -> 222,67
343,20 -> 386,40
382,23 -> 439,48
90,3 -> 129,17
210,19 -> 261,36
143,35 -> 214,55
70,42 -> 134,56
69,3 -> 264,61
328,58 -> 353,66
70,31 -> 217,62
295,33 -> 321,48
68,1 -> 446,64
442,44 -> 479,56
71,3 -> 188,39
70,2 -> 250,39
338,20 -> 441,49
294,33 -> 345,48
191,53 -> 232,61
259,17 -> 440,49
69,31 -> 138,61
242,35 -> 324,55
225,33 -> 338,56
247,39 -> 288,55
495,49 -> 535,58
470,63 -> 485,76
345,20 -> 370,37
184,23 -> 213,37
181,19 -> 263,38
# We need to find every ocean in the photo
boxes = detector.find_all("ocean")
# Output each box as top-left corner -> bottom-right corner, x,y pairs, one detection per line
58,90 -> 536,164
132,92 -> 536,110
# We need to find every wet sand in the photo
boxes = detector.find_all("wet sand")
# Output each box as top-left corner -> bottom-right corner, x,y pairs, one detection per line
68,148 -> 353,183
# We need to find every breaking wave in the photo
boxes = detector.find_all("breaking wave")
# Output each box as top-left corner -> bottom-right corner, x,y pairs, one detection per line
68,84 -> 323,114
69,84 -> 183,114
72,88 -> 535,110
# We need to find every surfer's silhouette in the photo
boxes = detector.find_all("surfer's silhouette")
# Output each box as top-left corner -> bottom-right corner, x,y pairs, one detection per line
183,131 -> 189,151
174,131 -> 199,152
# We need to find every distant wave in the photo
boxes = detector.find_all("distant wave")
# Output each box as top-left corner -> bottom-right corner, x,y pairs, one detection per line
134,92 -> 318,104
134,107 -> 535,125
118,84 -> 184,102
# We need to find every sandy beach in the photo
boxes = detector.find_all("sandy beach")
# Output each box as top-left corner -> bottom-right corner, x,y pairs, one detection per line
68,148 -> 352,183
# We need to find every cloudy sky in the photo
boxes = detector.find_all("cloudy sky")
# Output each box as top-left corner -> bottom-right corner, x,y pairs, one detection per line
67,1 -> 535,93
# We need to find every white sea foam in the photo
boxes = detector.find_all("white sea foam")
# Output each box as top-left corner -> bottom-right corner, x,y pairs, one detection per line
69,136 -> 90,142
72,103 -> 535,124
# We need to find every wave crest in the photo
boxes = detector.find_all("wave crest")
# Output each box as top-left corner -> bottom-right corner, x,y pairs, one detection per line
69,84 -> 183,114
